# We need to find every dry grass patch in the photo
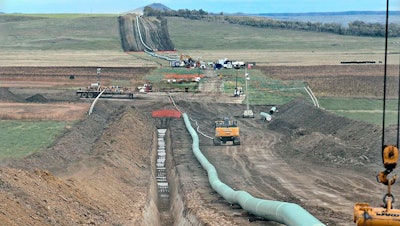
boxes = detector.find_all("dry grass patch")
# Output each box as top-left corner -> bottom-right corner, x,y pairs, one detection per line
0,102 -> 90,121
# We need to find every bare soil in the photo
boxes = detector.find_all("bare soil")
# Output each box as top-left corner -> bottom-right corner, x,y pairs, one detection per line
258,64 -> 400,98
0,65 -> 398,226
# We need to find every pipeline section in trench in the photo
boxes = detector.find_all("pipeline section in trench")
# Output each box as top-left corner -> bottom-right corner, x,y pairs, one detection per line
182,112 -> 325,226
135,16 -> 176,62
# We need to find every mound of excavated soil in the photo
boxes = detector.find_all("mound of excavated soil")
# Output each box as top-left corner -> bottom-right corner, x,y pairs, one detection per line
0,101 -> 159,225
26,94 -> 48,102
268,98 -> 386,168
0,87 -> 24,102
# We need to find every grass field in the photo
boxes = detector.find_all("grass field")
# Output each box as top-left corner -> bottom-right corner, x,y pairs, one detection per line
0,14 -> 120,50
167,17 -> 390,52
0,120 -> 69,160
1,14 -> 399,66
167,17 -> 400,65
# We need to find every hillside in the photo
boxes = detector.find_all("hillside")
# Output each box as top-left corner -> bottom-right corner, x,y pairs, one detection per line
118,14 -> 175,51
0,14 -> 399,66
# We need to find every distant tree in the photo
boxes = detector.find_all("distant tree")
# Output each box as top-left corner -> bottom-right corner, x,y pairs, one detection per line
143,7 -> 400,37
199,9 -> 208,16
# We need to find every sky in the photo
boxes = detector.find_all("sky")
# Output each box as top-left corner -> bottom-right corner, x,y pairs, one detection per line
1,0 -> 399,14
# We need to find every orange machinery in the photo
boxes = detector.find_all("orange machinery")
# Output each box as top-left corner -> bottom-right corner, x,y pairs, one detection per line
354,145 -> 400,225
213,117 -> 240,146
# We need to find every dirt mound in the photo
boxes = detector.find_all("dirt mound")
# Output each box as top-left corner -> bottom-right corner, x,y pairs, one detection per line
118,14 -> 175,51
0,168 -> 113,225
268,98 -> 384,168
0,87 -> 24,102
0,101 -> 158,225
26,94 -> 48,102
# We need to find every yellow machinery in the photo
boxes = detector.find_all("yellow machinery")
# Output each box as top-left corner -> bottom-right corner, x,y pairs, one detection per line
180,54 -> 195,68
354,145 -> 400,226
353,2 -> 400,225
213,117 -> 240,145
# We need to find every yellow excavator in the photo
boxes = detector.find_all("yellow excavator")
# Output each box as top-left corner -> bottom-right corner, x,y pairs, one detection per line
353,1 -> 400,224
213,117 -> 240,145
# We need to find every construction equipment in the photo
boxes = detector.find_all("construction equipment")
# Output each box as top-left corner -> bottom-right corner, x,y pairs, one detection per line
137,83 -> 152,93
180,54 -> 195,68
353,145 -> 400,226
353,3 -> 400,225
213,117 -> 240,145
76,83 -> 135,99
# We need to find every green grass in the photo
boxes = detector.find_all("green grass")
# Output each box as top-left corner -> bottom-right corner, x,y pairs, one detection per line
143,68 -> 203,90
0,14 -> 121,50
319,97 -> 399,125
2,14 -> 399,53
21,14 -> 118,18
0,121 -> 68,160
220,68 -> 310,105
167,17 -> 400,52
218,68 -> 399,125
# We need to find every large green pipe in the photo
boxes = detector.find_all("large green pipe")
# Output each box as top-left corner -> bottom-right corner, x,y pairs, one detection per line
182,113 -> 325,226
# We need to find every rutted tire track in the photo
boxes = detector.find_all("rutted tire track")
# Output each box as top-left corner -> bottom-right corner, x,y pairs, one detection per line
168,99 -> 397,225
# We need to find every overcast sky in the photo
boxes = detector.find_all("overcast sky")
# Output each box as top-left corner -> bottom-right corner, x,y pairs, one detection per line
1,0 -> 399,14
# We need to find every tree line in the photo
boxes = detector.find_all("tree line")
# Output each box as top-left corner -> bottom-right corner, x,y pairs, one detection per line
143,6 -> 400,37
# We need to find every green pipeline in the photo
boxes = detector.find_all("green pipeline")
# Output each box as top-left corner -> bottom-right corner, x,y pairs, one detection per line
182,113 -> 325,226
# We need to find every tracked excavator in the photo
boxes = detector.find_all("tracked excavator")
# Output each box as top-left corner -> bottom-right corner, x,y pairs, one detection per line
353,1 -> 400,225
213,117 -> 240,145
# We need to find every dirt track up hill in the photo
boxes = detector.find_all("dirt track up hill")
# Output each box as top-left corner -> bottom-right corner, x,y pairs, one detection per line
118,14 -> 175,52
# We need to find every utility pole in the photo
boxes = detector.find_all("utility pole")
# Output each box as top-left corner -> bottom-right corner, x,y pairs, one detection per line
234,67 -> 239,97
96,68 -> 101,85
243,67 -> 254,118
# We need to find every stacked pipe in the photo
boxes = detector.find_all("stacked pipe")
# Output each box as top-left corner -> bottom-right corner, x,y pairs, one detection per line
182,113 -> 325,226
156,129 -> 169,197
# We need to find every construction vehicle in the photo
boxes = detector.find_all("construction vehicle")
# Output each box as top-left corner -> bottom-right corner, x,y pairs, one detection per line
353,145 -> 400,225
213,117 -> 240,145
232,61 -> 246,69
137,83 -> 152,93
76,83 -> 135,99
180,54 -> 195,68
353,4 -> 400,224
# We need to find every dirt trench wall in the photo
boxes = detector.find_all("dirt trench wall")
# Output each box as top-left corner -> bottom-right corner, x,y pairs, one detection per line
166,128 -> 202,226
118,14 -> 175,52
143,129 -> 161,226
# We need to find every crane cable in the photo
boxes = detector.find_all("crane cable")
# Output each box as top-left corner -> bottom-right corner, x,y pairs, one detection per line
381,0 -> 400,149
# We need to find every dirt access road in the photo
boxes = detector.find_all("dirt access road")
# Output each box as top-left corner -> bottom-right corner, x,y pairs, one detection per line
0,66 -> 397,226
165,94 -> 393,226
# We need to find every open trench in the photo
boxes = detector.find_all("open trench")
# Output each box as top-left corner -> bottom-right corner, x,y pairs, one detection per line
146,117 -> 203,226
